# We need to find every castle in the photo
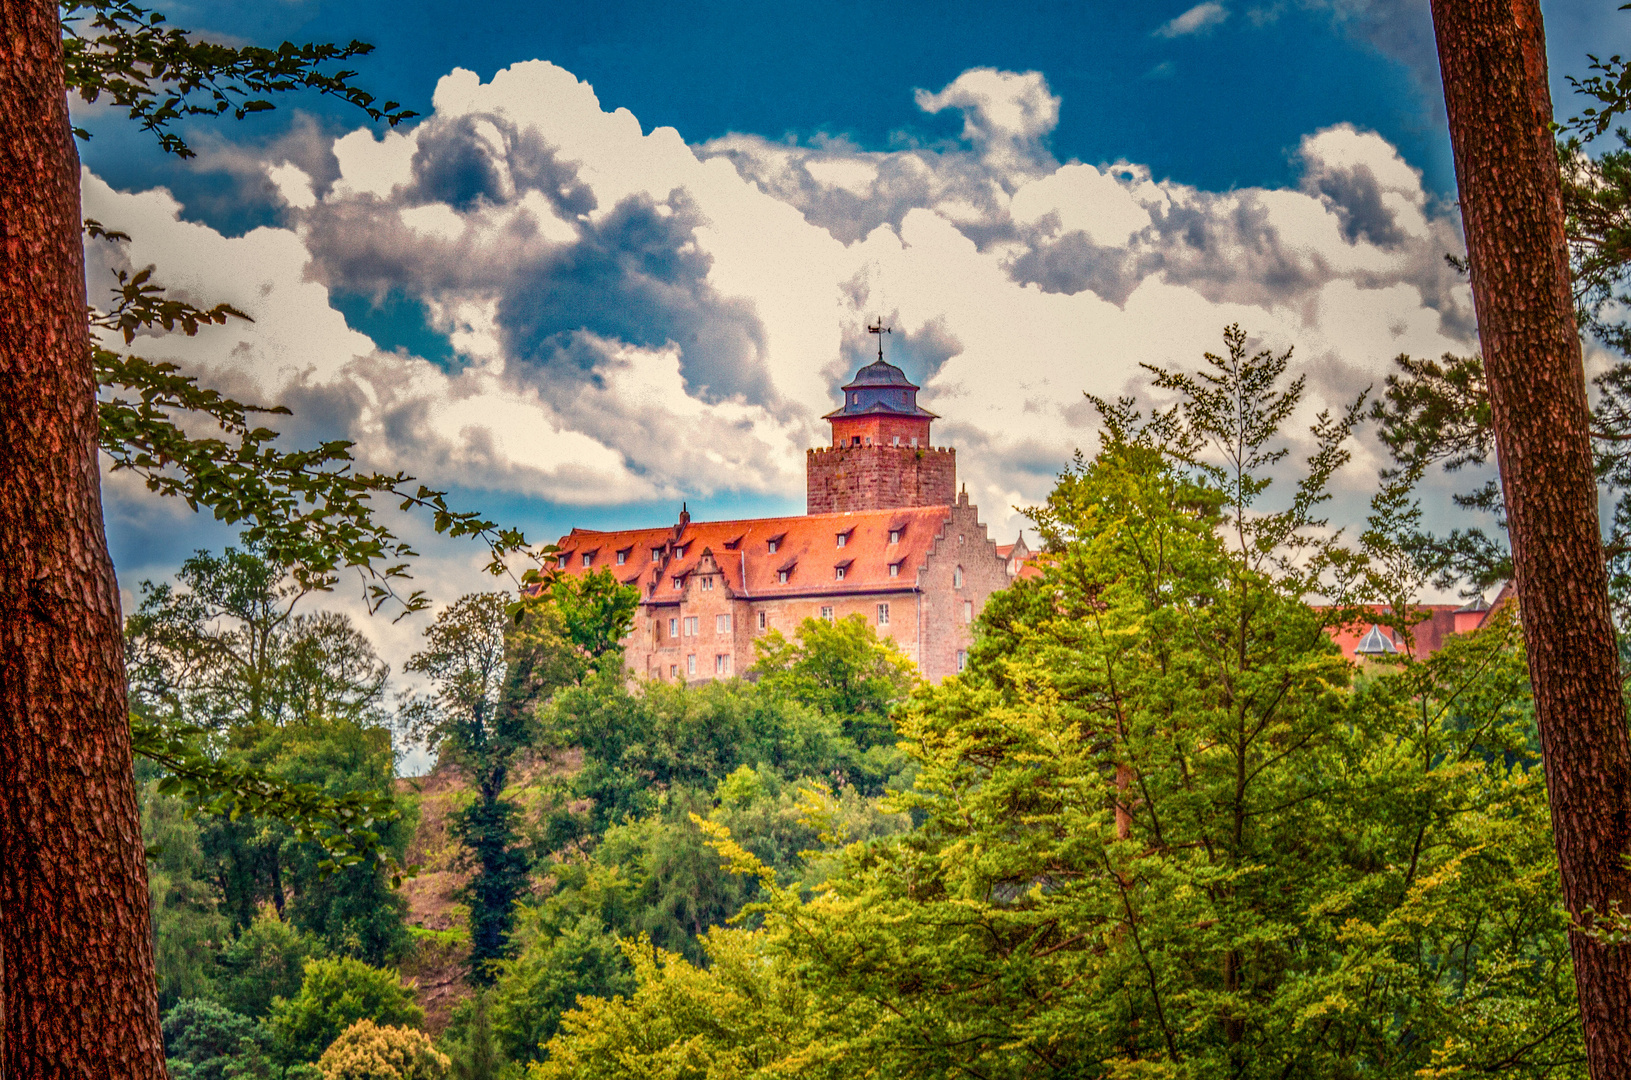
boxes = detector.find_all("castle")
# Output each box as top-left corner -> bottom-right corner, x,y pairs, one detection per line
549,339 -> 1031,684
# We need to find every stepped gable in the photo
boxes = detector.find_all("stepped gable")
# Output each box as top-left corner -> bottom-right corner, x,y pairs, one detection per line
555,504 -> 952,599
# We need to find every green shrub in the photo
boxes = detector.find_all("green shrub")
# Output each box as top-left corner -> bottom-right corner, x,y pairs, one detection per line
269,957 -> 424,1063
161,998 -> 270,1080
217,905 -> 317,1018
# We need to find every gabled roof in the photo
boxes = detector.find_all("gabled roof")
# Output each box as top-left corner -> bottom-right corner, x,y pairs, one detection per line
553,504 -> 956,601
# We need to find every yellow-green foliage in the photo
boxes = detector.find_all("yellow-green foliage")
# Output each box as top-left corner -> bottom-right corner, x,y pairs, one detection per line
529,931 -> 859,1080
317,1020 -> 450,1080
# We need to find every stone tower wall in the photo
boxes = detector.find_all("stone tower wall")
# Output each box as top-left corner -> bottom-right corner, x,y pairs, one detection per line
806,445 -> 956,514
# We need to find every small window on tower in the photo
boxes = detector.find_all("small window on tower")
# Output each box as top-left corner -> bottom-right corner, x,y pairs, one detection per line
964,600 -> 973,624
758,611 -> 767,630
954,566 -> 964,589
957,650 -> 968,673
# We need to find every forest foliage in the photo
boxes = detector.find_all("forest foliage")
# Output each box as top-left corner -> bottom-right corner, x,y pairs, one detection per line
137,326 -> 1591,1079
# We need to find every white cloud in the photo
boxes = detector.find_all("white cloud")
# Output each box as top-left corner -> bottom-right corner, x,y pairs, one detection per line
88,61 -> 1475,640
1155,2 -> 1230,38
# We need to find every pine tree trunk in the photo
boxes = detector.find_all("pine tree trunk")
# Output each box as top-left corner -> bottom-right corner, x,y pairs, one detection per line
1430,1 -> 1631,1075
0,0 -> 167,1073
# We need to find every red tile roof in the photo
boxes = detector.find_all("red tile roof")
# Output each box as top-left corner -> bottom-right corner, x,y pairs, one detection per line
554,505 -> 956,602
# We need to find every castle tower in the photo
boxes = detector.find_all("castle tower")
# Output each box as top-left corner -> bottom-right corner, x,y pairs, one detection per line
807,325 -> 956,513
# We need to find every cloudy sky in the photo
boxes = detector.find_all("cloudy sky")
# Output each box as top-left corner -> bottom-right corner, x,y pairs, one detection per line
77,0 -> 1624,678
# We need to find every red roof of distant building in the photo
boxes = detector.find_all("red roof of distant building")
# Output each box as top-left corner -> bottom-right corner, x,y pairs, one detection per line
554,505 -> 955,602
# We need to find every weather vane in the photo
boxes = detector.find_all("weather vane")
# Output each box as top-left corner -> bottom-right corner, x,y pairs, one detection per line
867,316 -> 891,361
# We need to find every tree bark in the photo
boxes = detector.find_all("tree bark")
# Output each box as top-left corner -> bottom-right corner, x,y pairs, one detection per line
1430,1 -> 1631,1075
0,0 -> 167,1074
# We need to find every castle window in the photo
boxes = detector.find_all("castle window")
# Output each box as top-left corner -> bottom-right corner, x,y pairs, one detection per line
911,438 -> 919,447
820,606 -> 834,622
957,650 -> 968,672
954,566 -> 964,589
669,664 -> 677,678
701,576 -> 713,591
582,552 -> 592,567
758,611 -> 767,630
889,562 -> 900,578
715,654 -> 731,675
878,603 -> 890,625
669,617 -> 677,638
684,616 -> 699,636
687,654 -> 696,676
716,614 -> 731,633
964,600 -> 973,623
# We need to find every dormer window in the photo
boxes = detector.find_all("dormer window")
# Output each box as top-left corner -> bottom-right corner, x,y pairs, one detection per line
778,569 -> 790,584
616,548 -> 629,565
581,552 -> 592,568
888,529 -> 900,544
834,558 -> 852,581
889,562 -> 900,578
673,577 -> 683,590
767,533 -> 784,555
836,530 -> 851,548
768,539 -> 778,554
558,554 -> 569,569
652,548 -> 662,562
675,544 -> 687,559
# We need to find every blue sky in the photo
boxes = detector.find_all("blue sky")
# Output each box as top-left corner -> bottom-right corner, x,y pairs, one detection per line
79,0 -> 1625,663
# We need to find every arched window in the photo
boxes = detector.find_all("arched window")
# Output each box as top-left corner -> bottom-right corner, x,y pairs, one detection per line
953,566 -> 964,589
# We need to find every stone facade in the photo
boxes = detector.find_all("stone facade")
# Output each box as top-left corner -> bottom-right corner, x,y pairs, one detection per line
806,444 -> 957,515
